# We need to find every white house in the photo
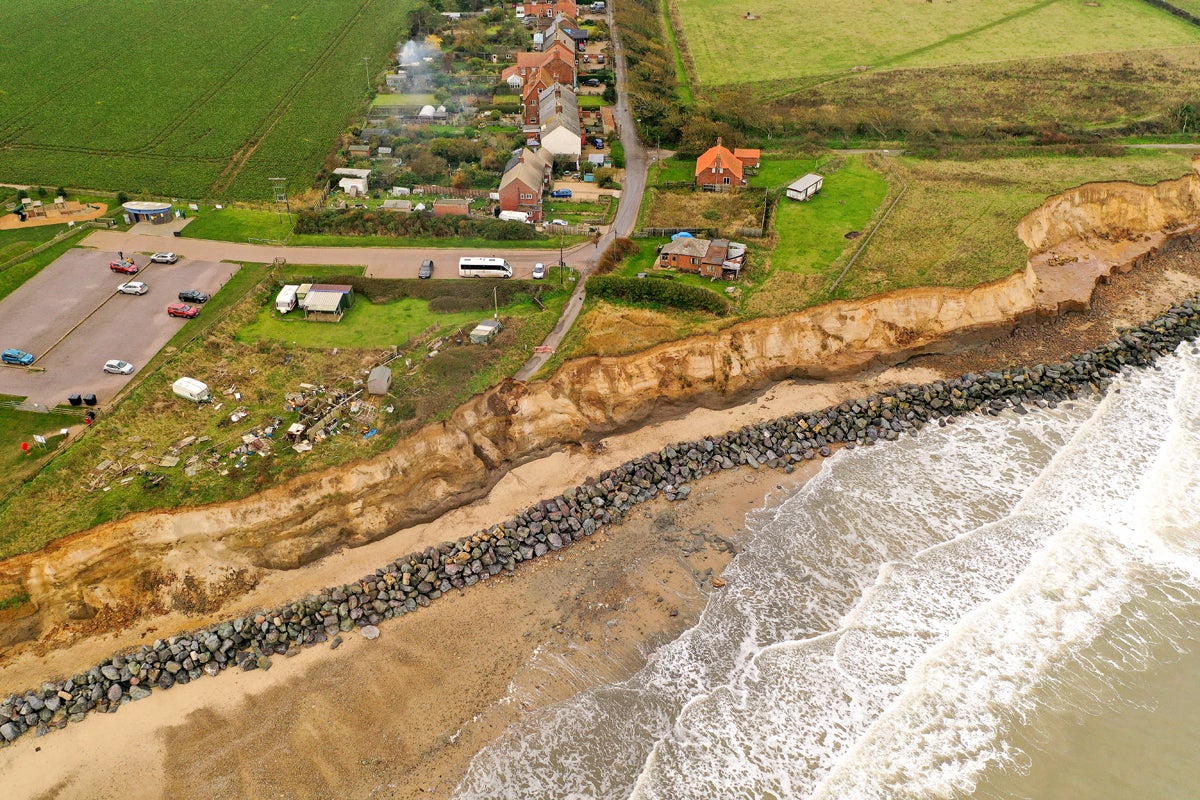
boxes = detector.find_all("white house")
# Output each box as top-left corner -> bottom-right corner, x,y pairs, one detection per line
538,84 -> 581,164
786,173 -> 824,201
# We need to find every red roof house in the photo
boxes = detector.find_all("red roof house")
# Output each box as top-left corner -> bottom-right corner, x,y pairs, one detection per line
695,137 -> 745,190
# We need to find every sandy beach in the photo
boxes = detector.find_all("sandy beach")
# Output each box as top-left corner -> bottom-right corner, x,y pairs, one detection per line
3,234 -> 1200,798
0,368 -> 936,799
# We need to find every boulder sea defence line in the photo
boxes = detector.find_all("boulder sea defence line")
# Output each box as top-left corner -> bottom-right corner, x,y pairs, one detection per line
2,297 -> 1199,746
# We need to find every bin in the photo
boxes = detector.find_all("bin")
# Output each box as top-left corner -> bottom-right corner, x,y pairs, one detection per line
83,394 -> 97,406
173,231 -> 182,237
68,394 -> 82,407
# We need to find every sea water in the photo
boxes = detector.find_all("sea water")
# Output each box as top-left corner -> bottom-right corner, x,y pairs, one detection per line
454,342 -> 1200,800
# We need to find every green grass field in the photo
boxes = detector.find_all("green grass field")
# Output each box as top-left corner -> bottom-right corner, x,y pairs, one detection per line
236,298 -> 486,349
0,0 -> 416,199
839,150 -> 1197,299
678,0 -> 1200,87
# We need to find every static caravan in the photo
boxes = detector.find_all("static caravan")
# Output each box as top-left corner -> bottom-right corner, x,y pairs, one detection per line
172,377 -> 211,403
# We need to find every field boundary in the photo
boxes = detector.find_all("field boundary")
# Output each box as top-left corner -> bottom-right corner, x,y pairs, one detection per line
0,226 -> 89,275
826,158 -> 908,297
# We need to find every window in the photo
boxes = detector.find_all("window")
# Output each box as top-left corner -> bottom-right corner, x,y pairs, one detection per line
691,257 -> 698,265
723,177 -> 730,185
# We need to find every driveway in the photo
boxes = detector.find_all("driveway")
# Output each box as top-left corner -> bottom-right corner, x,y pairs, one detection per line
0,250 -> 239,407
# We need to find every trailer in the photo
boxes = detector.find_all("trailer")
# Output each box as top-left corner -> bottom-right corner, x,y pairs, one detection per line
275,284 -> 299,314
172,377 -> 211,403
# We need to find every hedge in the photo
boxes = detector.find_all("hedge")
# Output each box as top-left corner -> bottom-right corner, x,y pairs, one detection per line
588,275 -> 730,315
294,209 -> 546,241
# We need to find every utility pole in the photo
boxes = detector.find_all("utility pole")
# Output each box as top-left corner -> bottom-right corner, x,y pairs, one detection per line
362,56 -> 371,91
559,228 -> 564,287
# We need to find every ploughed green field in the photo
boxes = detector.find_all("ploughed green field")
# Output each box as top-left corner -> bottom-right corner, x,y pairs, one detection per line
677,0 -> 1200,87
0,0 -> 414,199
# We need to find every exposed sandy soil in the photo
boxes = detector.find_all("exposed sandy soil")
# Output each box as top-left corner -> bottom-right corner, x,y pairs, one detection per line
5,188 -> 1200,798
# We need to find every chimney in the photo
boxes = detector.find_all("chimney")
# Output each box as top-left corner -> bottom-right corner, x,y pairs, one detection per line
716,136 -> 723,148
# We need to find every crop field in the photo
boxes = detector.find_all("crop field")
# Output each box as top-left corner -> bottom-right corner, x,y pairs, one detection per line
676,0 -> 1200,87
0,0 -> 415,200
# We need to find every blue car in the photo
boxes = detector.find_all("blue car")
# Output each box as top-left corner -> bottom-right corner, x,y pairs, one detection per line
550,188 -> 572,198
1,348 -> 34,366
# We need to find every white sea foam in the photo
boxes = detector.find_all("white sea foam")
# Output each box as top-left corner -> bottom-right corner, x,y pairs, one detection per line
455,344 -> 1200,800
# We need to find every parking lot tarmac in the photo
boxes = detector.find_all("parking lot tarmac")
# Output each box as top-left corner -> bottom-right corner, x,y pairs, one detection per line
0,250 -> 239,407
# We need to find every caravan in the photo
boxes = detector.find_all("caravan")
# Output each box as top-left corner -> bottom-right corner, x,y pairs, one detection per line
275,284 -> 299,314
172,377 -> 211,403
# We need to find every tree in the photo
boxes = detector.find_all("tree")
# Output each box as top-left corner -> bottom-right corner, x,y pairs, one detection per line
407,2 -> 441,37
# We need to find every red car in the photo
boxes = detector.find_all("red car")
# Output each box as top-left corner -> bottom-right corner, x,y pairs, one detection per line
167,303 -> 198,319
109,259 -> 139,275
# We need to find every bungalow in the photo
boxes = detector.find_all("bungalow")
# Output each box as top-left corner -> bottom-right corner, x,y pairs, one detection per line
786,173 -> 824,201
658,236 -> 748,280
694,137 -> 746,190
499,147 -> 554,222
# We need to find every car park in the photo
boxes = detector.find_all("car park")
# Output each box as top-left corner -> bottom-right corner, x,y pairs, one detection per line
532,262 -> 546,279
109,260 -> 139,274
550,188 -> 572,198
150,252 -> 178,264
419,259 -> 434,279
178,289 -> 209,303
103,359 -> 134,375
167,303 -> 198,319
117,281 -> 149,295
550,219 -> 568,226
1,348 -> 34,366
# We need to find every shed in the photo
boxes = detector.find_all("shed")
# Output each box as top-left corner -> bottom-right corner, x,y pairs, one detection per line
302,291 -> 347,322
338,176 -> 369,197
433,198 -> 471,217
469,319 -> 504,344
380,199 -> 413,212
367,366 -> 393,395
786,173 -> 824,201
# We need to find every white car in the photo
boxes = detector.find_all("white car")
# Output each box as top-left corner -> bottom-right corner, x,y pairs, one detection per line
532,262 -> 546,279
117,281 -> 148,295
103,359 -> 134,375
550,219 -> 568,226
150,252 -> 178,264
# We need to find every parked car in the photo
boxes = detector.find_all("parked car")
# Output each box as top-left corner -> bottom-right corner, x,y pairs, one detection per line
550,188 -> 572,198
1,348 -> 34,366
109,260 -> 139,274
532,262 -> 546,280
167,303 -> 198,319
597,54 -> 605,63
583,54 -> 590,63
419,259 -> 434,279
150,252 -> 178,264
117,281 -> 149,295
178,289 -> 209,303
592,138 -> 605,148
103,359 -> 134,375
583,78 -> 601,87
550,219 -> 568,227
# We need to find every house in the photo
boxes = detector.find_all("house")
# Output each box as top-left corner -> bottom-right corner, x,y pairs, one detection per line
499,147 -> 554,222
695,137 -> 745,190
786,173 -> 824,201
733,148 -> 761,172
522,72 -> 553,124
521,0 -> 578,20
500,42 -> 575,88
541,15 -> 581,51
433,198 -> 471,216
658,236 -> 748,280
539,84 -> 582,164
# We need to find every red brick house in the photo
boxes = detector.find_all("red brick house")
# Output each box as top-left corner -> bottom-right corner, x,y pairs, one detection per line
658,236 -> 747,279
500,41 -> 575,88
733,148 -> 761,172
521,0 -> 578,19
694,137 -> 745,190
498,147 -> 553,222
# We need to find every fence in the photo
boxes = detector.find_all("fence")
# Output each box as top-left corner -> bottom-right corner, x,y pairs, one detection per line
412,184 -> 493,199
0,225 -> 90,275
633,227 -> 717,239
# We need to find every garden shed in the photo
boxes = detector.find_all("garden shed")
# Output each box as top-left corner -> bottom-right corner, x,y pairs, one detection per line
470,319 -> 503,344
367,366 -> 392,395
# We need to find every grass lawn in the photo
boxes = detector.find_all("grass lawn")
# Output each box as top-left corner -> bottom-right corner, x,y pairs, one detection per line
0,403 -> 80,505
652,157 -> 697,185
180,206 -> 295,243
236,298 -> 486,349
577,95 -> 611,109
746,157 -> 888,313
677,0 -> 1200,87
838,150 -> 1197,300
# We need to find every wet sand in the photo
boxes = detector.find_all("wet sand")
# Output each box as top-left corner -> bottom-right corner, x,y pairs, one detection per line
0,370 -> 935,799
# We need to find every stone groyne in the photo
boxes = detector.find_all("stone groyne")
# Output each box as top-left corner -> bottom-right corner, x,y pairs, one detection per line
3,297 -> 1199,746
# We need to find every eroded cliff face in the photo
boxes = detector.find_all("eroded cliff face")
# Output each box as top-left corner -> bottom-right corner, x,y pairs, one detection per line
4,165 -> 1200,652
